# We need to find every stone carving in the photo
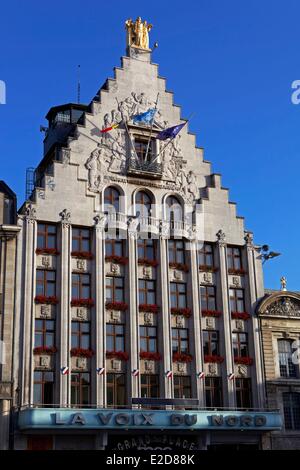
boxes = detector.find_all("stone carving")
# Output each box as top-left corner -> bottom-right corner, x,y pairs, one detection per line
94,213 -> 107,229
107,132 -> 126,174
59,209 -> 71,224
112,359 -> 122,371
61,147 -> 71,166
280,276 -> 287,291
216,229 -> 226,247
125,17 -> 153,50
176,315 -> 184,327
237,365 -> 247,377
110,310 -> 121,323
264,297 -> 300,317
77,357 -> 87,370
85,147 -> 104,191
203,272 -> 213,284
235,320 -> 244,331
39,356 -> 51,368
110,263 -> 121,275
208,363 -> 217,375
40,305 -> 51,318
244,232 -> 254,250
76,308 -> 87,320
128,216 -> 139,239
232,276 -> 241,287
144,312 -> 153,325
41,256 -> 50,268
142,266 -> 152,279
159,221 -> 169,239
37,189 -> 45,199
206,317 -> 215,329
177,363 -> 187,374
77,259 -> 86,271
173,270 -> 183,281
144,361 -> 154,373
25,204 -> 36,221
46,176 -> 55,191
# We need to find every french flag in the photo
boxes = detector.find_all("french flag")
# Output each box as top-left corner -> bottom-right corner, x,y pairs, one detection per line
60,366 -> 69,375
228,373 -> 235,381
96,367 -> 105,375
197,371 -> 205,379
132,369 -> 139,377
166,370 -> 173,379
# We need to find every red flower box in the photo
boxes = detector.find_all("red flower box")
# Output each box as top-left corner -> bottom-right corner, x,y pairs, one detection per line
171,307 -> 192,318
169,262 -> 189,273
71,251 -> 93,260
139,304 -> 159,313
140,351 -> 161,361
105,255 -> 128,265
234,356 -> 253,366
231,312 -> 251,320
201,310 -> 222,318
106,351 -> 129,361
33,346 -> 57,355
138,258 -> 159,267
35,295 -> 59,305
172,352 -> 193,363
105,301 -> 128,311
204,354 -> 224,363
199,265 -> 218,273
36,248 -> 60,255
70,348 -> 95,358
228,268 -> 246,275
71,298 -> 94,307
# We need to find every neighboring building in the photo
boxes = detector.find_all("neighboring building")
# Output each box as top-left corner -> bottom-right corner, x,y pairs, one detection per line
0,181 -> 20,449
258,281 -> 300,450
6,19 -> 282,450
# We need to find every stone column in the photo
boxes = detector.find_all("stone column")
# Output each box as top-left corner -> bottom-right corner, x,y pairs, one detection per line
94,214 -> 106,407
244,232 -> 265,408
159,222 -> 172,398
22,205 -> 37,405
59,209 -> 71,406
128,218 -> 139,400
216,230 -> 235,408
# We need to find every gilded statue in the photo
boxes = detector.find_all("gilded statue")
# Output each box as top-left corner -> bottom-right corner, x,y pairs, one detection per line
125,17 -> 153,50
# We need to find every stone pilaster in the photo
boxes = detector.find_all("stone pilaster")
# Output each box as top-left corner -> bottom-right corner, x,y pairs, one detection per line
128,218 -> 139,400
216,230 -> 235,408
59,209 -> 71,406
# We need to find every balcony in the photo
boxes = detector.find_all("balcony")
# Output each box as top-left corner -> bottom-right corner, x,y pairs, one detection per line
127,157 -> 162,179
138,216 -> 160,235
105,212 -> 127,232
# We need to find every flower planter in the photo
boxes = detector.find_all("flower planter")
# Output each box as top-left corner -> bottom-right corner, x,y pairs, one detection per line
106,351 -> 129,361
71,298 -> 94,307
231,312 -> 251,320
33,346 -> 57,355
201,310 -> 222,318
36,248 -> 60,255
234,356 -> 253,366
171,307 -> 192,318
169,262 -> 189,273
70,348 -> 95,358
105,301 -> 128,311
139,304 -> 159,313
71,251 -> 93,260
105,255 -> 128,265
204,354 -> 224,363
139,351 -> 161,361
172,352 -> 193,363
138,258 -> 159,267
35,295 -> 59,305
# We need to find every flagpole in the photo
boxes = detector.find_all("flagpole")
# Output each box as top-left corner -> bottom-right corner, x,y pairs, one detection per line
144,92 -> 159,163
116,97 -> 139,162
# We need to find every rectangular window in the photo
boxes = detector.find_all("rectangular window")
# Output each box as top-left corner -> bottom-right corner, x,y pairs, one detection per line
205,377 -> 223,408
106,324 -> 125,352
107,373 -> 126,407
200,285 -> 217,311
168,240 -> 185,264
72,227 -> 91,252
138,238 -> 156,261
106,277 -> 124,302
134,138 -> 154,163
140,326 -> 157,353
34,319 -> 55,348
278,340 -> 297,378
36,270 -> 56,297
71,372 -> 90,406
227,246 -> 242,270
229,288 -> 245,313
283,393 -> 300,430
170,282 -> 187,309
33,371 -> 54,405
141,374 -> 159,398
232,332 -> 249,358
172,328 -> 189,354
203,330 -> 219,356
198,243 -> 214,267
72,273 -> 91,299
71,322 -> 91,349
105,237 -> 124,257
174,376 -> 191,399
235,378 -> 252,409
37,223 -> 57,250
138,279 -> 156,305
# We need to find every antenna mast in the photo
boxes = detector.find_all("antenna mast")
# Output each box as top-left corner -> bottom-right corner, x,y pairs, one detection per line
77,65 -> 81,104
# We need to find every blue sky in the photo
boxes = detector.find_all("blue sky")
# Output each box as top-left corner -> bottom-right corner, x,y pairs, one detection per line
0,0 -> 299,290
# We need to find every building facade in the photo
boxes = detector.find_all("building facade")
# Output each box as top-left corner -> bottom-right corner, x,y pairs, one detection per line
5,19 -> 282,450
258,284 -> 300,450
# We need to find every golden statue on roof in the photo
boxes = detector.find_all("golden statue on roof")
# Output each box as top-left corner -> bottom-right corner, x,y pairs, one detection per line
125,17 -> 153,50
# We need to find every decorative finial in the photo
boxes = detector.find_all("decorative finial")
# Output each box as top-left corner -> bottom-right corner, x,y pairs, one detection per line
280,276 -> 287,291
125,17 -> 153,50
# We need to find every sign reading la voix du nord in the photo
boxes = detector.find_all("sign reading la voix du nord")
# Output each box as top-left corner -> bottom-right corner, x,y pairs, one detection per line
18,408 -> 282,431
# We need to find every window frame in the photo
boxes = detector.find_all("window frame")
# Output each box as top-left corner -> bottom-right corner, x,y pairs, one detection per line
203,330 -> 219,356
36,269 -> 56,297
105,276 -> 124,303
106,373 -> 126,407
106,323 -> 125,352
72,227 -> 91,253
171,327 -> 189,354
140,325 -> 157,353
71,321 -> 91,349
170,282 -> 187,309
141,374 -> 159,398
71,372 -> 91,406
229,288 -> 245,313
200,285 -> 217,311
174,375 -> 192,399
34,319 -> 55,348
71,273 -> 91,299
37,223 -> 57,250
33,371 -> 54,405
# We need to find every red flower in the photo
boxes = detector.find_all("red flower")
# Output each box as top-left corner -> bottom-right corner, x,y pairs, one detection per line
204,354 -> 224,363
140,351 -> 161,361
71,298 -> 94,307
201,310 -> 222,318
231,312 -> 251,320
70,348 -> 95,358
228,268 -> 246,275
105,255 -> 128,265
35,295 -> 59,305
139,304 -> 159,313
33,346 -> 57,355
105,301 -> 128,311
234,356 -> 253,366
138,258 -> 159,267
169,262 -> 189,273
106,351 -> 129,361
36,248 -> 60,255
172,352 -> 193,363
71,251 -> 93,260
199,265 -> 218,273
171,307 -> 192,318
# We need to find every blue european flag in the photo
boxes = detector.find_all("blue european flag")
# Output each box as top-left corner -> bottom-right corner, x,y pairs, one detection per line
156,123 -> 185,140
132,108 -> 157,125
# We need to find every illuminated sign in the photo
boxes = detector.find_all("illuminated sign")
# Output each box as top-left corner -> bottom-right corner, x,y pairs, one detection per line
18,408 -> 282,431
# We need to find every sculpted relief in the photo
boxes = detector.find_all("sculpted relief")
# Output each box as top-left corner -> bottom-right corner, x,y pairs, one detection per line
264,297 -> 300,318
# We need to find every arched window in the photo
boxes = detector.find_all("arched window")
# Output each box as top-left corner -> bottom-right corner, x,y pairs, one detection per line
104,187 -> 120,213
166,195 -> 183,223
136,191 -> 152,218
